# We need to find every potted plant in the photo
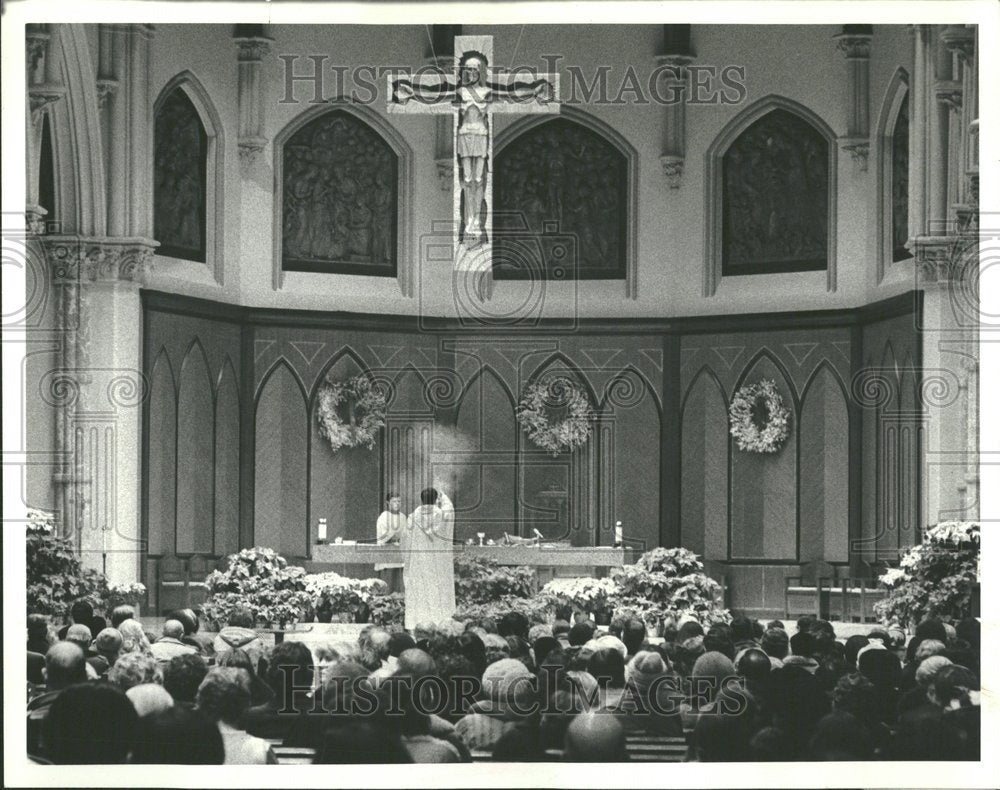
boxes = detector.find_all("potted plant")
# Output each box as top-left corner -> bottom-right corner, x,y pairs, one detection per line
26,508 -> 108,618
304,572 -> 387,623
541,577 -> 617,624
201,547 -> 312,630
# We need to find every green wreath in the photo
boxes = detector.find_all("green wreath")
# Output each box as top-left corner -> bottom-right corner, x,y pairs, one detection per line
728,379 -> 790,453
517,377 -> 593,456
316,374 -> 387,452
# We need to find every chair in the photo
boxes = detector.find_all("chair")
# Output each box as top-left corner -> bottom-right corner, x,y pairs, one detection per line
624,733 -> 689,762
186,555 -> 215,609
784,560 -> 835,620
157,556 -> 189,614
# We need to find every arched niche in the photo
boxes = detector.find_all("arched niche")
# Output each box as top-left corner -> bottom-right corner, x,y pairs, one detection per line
310,354 -> 382,544
214,357 -> 240,557
254,361 -> 308,558
799,364 -> 849,563
176,342 -> 215,555
450,367 -> 518,543
680,368 -> 729,560
146,350 -> 177,556
729,353 -> 798,560
598,368 -> 661,553
874,68 -> 911,283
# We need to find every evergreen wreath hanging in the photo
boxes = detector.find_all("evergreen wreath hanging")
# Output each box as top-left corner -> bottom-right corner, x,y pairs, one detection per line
728,379 -> 790,453
316,373 -> 387,452
517,376 -> 593,456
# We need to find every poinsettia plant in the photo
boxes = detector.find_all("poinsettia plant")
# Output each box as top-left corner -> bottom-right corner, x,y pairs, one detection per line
455,595 -> 553,625
454,555 -> 536,605
541,576 -> 618,614
304,571 -> 387,621
874,521 -> 980,628
201,547 -> 312,629
368,592 -> 406,627
26,508 -> 108,617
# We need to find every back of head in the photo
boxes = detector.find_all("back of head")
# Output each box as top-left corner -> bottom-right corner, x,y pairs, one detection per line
956,617 -> 980,650
266,641 -> 314,697
27,613 -> 50,637
767,665 -> 830,750
317,721 -> 412,764
493,724 -> 546,761
676,620 -> 704,642
162,619 -> 185,640
45,641 -> 88,689
533,636 -> 560,668
388,631 -> 416,658
930,664 -> 979,709
497,611 -> 530,640
319,660 -> 371,714
691,651 -> 737,704
131,706 -> 224,764
46,683 -> 138,764
809,710 -> 873,760
420,486 -> 438,505
796,614 -> 817,632
730,615 -> 755,644
621,619 -> 646,655
65,623 -> 93,648
587,647 -> 625,689
761,628 -> 789,660
844,634 -> 870,668
196,667 -> 251,725
564,711 -> 627,762
568,621 -> 595,647
227,608 -> 255,629
70,599 -> 94,627
110,605 -> 136,628
109,651 -> 163,692
528,623 -> 553,642
858,647 -> 902,689
168,608 -> 199,635
736,648 -> 772,685
693,709 -> 751,761
703,627 -> 735,661
552,620 -> 572,639
915,655 -> 953,688
127,683 -> 175,718
163,653 -> 209,703
915,638 -> 947,663
397,647 -> 437,679
789,630 -> 814,657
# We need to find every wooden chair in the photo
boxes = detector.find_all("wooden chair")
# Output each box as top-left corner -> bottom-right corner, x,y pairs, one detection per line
157,555 -> 189,614
186,555 -> 215,608
784,560 -> 835,620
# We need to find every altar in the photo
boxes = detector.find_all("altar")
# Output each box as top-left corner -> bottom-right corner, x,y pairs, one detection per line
308,543 -> 628,587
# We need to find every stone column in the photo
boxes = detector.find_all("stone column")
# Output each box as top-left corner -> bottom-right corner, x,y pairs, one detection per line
235,26 -> 273,164
656,25 -> 694,189
835,25 -> 873,172
39,237 -> 158,581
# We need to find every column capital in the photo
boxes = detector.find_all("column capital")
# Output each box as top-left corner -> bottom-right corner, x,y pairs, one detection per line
934,80 -> 963,110
235,35 -> 273,62
39,236 -> 160,284
834,32 -> 872,59
839,137 -> 870,173
941,24 -> 976,62
911,234 -> 976,283
655,53 -> 695,69
659,154 -> 684,189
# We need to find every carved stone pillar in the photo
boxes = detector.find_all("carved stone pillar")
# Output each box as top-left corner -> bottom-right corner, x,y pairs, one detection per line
25,24 -> 65,233
656,25 -> 694,189
235,28 -> 273,164
942,24 -> 977,233
835,25 -> 873,172
38,236 -> 158,580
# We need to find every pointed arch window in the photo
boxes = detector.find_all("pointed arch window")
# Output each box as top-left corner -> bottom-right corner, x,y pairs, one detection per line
154,87 -> 208,263
890,94 -> 909,263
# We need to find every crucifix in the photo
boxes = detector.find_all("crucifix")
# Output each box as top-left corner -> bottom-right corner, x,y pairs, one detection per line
388,34 -> 559,276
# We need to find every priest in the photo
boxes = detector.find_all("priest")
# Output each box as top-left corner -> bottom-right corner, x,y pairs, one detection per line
401,482 -> 456,629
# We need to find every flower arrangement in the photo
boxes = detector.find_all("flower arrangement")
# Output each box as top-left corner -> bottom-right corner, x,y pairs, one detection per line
454,555 -> 537,606
316,373 -> 388,453
104,581 -> 147,609
874,521 -> 980,628
610,547 -> 729,626
304,571 -> 387,622
541,576 -> 618,615
201,547 -> 312,629
455,595 -> 552,625
368,592 -> 406,627
729,379 -> 790,453
516,376 -> 593,456
26,509 -> 108,617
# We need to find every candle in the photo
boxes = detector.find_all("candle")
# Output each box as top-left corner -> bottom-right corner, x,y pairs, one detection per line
318,518 -> 327,542
614,521 -> 623,546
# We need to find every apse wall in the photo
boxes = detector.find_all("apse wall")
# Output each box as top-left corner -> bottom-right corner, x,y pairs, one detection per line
141,289 -> 921,616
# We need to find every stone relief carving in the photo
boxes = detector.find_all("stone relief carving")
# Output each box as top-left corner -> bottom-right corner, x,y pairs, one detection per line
282,111 -> 396,272
494,119 -> 625,278
722,109 -> 829,274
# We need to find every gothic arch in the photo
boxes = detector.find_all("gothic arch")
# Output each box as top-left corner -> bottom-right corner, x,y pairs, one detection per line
494,107 -> 640,299
457,364 -> 517,413
272,101 -> 415,296
598,364 -> 662,417
733,346 -> 800,412
48,24 -> 106,236
154,71 -> 227,284
523,350 -> 599,406
874,68 -> 911,283
704,94 -> 839,296
308,346 -> 372,409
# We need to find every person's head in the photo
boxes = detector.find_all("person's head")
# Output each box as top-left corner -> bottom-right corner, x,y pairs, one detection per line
316,721 -> 412,764
44,642 -> 88,690
915,638 -> 947,663
69,599 -> 94,627
796,614 -> 817,632
564,711 -> 627,762
692,710 -> 751,761
266,641 -> 314,704
110,605 -> 136,628
130,706 -> 224,764
956,617 -> 980,650
217,647 -> 254,674
587,648 -> 625,690
127,683 -> 175,718
761,628 -> 789,661
676,620 -> 705,643
809,711 -> 873,760
736,648 -> 771,686
493,724 -> 546,761
703,626 -> 735,661
915,655 -> 953,689
675,636 -> 706,678
528,623 -> 553,642
830,671 -> 878,729
109,652 -> 163,692
533,636 -> 560,669
386,491 -> 402,513
929,664 -> 979,710
481,658 -> 537,715
789,630 -> 814,657
93,627 -> 124,663
766,665 -> 831,751
227,608 -> 255,629
730,615 -> 755,644
162,619 -> 185,640
552,620 -> 572,640
65,623 -> 93,651
766,620 -> 784,631
117,619 -> 152,655
857,646 -> 901,690
28,613 -> 51,640
621,619 -> 646,656
498,611 -> 530,641
568,621 -> 595,647
691,651 -> 737,706
749,726 -> 792,761
46,682 -> 138,764
163,653 -> 209,704
196,667 -> 252,726
388,631 -> 416,658
168,609 -> 200,636
624,650 -> 670,698
844,634 -> 870,668
358,627 -> 392,671
319,660 -> 371,715
505,635 -> 535,672
419,487 -> 439,506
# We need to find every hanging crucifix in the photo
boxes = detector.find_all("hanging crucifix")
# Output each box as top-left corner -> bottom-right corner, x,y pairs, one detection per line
388,34 -> 559,274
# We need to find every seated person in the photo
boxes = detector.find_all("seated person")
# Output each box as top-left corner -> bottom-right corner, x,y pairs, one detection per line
197,667 -> 277,765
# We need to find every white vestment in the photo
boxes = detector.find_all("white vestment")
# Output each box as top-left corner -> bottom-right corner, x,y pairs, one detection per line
401,493 -> 456,629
